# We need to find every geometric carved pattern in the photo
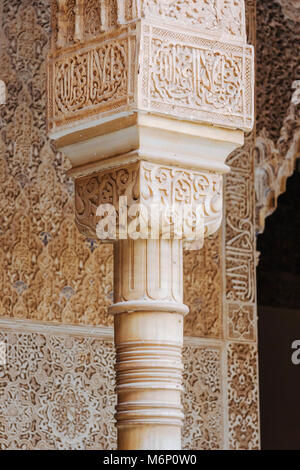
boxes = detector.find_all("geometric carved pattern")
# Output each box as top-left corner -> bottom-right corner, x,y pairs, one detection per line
227,342 -> 259,450
227,303 -> 256,341
0,330 -> 117,450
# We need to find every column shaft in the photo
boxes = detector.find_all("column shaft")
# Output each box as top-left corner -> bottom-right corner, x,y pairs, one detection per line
111,238 -> 188,450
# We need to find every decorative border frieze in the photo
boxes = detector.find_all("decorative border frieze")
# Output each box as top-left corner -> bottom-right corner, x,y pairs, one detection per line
0,317 -> 114,340
224,133 -> 256,306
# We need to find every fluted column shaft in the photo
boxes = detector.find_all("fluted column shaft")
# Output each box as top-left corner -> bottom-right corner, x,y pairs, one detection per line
111,238 -> 188,450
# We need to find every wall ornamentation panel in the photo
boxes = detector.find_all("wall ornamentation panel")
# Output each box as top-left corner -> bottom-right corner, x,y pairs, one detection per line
226,342 -> 259,450
0,0 -> 114,327
222,0 -> 260,449
0,326 -> 117,450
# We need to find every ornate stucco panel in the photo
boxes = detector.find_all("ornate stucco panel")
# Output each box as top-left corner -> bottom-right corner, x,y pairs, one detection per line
48,17 -> 254,135
139,22 -> 254,130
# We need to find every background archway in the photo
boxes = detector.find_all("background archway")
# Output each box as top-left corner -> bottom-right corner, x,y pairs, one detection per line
257,162 -> 300,449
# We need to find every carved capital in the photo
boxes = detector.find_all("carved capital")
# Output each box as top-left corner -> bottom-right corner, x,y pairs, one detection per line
75,161 -> 222,244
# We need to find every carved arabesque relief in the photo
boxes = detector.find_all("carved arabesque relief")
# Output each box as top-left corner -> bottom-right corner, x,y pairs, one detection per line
0,329 -> 117,449
182,344 -> 223,450
227,342 -> 259,449
184,231 -> 222,338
